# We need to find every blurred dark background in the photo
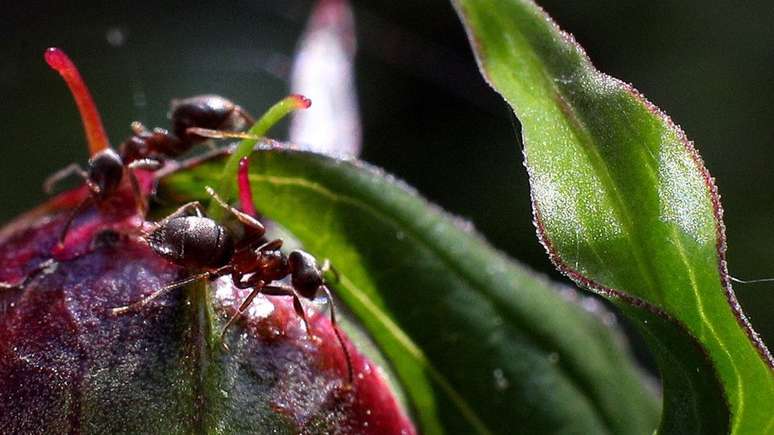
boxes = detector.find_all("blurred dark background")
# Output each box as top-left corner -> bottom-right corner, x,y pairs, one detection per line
1,1 -> 772,357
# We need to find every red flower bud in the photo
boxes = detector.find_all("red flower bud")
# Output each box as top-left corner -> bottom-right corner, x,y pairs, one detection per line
1,46 -> 415,433
0,176 -> 415,434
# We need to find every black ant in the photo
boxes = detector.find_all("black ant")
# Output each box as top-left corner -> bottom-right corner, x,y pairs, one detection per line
43,48 -> 253,247
119,94 -> 253,164
110,157 -> 353,382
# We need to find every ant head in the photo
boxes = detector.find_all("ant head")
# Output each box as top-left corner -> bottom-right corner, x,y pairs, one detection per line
87,148 -> 124,199
288,250 -> 323,299
170,95 -> 249,144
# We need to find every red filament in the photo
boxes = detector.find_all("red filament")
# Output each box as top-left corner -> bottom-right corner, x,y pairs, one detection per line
238,157 -> 258,217
44,48 -> 110,155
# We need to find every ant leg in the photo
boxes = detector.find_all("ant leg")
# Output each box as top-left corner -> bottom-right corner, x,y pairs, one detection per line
262,284 -> 311,334
140,201 -> 206,237
256,239 -> 283,252
58,195 -> 95,247
204,186 -> 265,235
148,201 -> 206,232
43,163 -> 88,194
110,271 -> 211,315
126,159 -> 163,218
230,272 -> 255,290
0,259 -> 58,292
169,201 -> 206,218
186,128 -> 261,141
320,285 -> 353,383
219,278 -> 267,351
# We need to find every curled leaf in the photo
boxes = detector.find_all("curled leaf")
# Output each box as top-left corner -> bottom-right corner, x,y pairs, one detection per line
452,0 -> 774,433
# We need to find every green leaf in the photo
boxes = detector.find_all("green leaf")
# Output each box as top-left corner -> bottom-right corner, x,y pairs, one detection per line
451,0 -> 774,433
159,146 -> 659,434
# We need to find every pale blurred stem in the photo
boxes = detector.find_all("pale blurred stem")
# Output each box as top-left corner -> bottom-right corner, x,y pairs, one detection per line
208,95 -> 310,220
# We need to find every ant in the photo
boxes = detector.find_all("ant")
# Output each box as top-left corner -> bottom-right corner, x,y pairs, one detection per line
43,48 -> 253,247
110,157 -> 354,382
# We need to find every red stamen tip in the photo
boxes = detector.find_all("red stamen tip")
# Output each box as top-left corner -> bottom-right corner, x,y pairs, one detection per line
44,47 -> 110,156
238,157 -> 258,217
44,48 -> 73,71
290,94 -> 312,109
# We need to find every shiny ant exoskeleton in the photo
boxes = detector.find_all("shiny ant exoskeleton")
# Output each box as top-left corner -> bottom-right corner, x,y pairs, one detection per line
119,94 -> 253,164
110,157 -> 353,382
43,48 -> 253,247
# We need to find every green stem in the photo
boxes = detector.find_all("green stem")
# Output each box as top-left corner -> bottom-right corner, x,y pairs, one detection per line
208,94 -> 311,219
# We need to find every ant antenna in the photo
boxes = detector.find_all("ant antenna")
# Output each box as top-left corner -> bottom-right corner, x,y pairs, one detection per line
186,128 -> 259,140
205,185 -> 231,211
58,196 -> 95,247
730,276 -> 774,285
320,285 -> 354,383
204,186 -> 265,234
44,48 -> 110,155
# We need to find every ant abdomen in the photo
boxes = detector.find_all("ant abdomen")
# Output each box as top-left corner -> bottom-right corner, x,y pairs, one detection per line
170,95 -> 253,145
146,214 -> 235,270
